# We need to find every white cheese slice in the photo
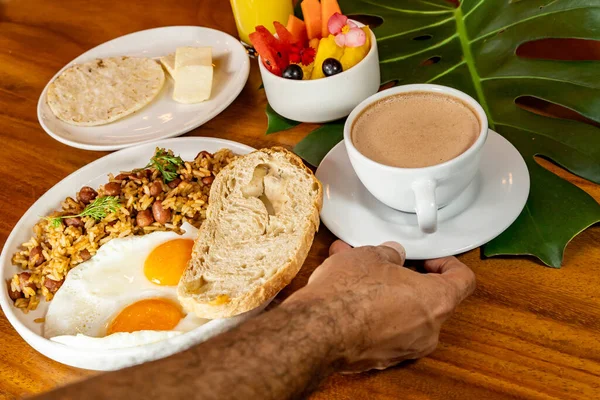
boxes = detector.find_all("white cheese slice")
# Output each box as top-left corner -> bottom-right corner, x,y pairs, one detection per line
159,53 -> 176,79
173,47 -> 213,104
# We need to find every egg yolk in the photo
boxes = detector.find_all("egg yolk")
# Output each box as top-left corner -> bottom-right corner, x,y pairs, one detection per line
107,298 -> 183,335
144,239 -> 194,286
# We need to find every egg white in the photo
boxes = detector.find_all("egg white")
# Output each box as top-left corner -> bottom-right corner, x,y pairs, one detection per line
44,222 -> 208,348
50,330 -> 182,349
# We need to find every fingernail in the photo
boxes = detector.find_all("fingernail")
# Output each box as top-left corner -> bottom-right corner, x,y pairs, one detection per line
381,241 -> 406,258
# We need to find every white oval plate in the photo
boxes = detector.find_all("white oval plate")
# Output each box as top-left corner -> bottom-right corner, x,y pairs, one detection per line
0,137 -> 260,371
38,26 -> 250,151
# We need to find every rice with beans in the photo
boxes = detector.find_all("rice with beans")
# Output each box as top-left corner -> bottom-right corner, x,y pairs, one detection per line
9,148 -> 235,312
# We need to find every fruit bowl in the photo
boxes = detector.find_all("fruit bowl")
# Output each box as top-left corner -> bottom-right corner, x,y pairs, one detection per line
258,23 -> 379,124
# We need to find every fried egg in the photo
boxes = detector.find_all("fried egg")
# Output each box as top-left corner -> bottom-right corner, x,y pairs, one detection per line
45,223 -> 208,349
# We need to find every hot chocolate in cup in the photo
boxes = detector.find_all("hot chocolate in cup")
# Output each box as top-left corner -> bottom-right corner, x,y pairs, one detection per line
344,84 -> 489,234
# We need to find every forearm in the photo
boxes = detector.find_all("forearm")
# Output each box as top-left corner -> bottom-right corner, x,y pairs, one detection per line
36,296 -> 342,400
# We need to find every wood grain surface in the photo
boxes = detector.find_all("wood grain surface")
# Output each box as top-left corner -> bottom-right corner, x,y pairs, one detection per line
1,1 -> 599,399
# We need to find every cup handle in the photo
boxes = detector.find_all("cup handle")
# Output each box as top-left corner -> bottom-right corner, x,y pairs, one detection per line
412,180 -> 437,234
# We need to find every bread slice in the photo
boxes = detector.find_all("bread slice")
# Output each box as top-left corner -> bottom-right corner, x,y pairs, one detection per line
177,147 -> 323,319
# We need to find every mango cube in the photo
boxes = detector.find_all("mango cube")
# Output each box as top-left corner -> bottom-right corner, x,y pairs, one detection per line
311,35 -> 344,79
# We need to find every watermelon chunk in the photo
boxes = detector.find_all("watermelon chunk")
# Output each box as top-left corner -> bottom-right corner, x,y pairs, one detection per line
273,21 -> 296,45
250,31 -> 281,76
250,26 -> 289,75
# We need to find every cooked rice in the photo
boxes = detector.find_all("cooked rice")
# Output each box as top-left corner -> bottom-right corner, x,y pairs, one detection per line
9,148 -> 235,312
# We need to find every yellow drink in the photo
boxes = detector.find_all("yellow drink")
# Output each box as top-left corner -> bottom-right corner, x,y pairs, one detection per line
230,0 -> 294,45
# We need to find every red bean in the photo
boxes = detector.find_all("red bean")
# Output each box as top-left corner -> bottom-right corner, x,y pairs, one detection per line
17,272 -> 36,291
152,201 -> 171,224
6,280 -> 22,301
44,278 -> 64,293
77,186 -> 98,205
167,178 -> 182,189
114,173 -> 131,181
126,169 -> 152,180
196,150 -> 213,160
149,181 -> 163,197
79,249 -> 92,261
104,182 -> 121,196
201,176 -> 214,185
64,217 -> 83,227
29,246 -> 45,266
136,210 -> 154,227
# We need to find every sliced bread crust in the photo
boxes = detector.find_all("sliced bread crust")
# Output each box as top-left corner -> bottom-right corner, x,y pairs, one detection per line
177,147 -> 323,319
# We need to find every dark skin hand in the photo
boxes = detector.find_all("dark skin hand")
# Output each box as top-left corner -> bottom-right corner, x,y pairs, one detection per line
35,240 -> 475,400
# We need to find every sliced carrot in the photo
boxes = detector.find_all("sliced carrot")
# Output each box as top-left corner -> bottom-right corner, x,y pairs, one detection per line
301,0 -> 322,40
321,0 -> 342,38
286,15 -> 308,45
274,21 -> 295,45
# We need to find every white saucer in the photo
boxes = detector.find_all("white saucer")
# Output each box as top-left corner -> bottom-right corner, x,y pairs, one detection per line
38,26 -> 250,151
315,130 -> 530,259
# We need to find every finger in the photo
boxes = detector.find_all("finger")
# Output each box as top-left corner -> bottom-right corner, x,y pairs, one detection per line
373,241 -> 406,266
329,240 -> 352,256
424,257 -> 476,301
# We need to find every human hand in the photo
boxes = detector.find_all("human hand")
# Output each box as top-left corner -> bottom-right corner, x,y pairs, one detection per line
285,240 -> 476,373
36,240 -> 475,400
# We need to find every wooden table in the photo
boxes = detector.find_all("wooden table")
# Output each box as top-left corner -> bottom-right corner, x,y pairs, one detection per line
1,1 -> 599,399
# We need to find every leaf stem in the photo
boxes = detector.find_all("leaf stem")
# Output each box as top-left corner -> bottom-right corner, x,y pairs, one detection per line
426,60 -> 465,83
454,6 -> 495,129
380,34 -> 457,64
376,16 -> 454,43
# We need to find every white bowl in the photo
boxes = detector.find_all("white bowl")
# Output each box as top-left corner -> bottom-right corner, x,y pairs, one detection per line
259,24 -> 380,123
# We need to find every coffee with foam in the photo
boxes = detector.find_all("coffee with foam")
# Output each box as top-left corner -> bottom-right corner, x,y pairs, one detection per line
351,91 -> 481,168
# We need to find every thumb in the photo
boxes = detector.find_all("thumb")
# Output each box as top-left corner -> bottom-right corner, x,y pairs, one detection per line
329,240 -> 352,256
374,241 -> 406,266
424,257 -> 476,302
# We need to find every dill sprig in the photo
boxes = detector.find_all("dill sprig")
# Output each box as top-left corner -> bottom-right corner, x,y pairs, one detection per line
46,196 -> 120,228
145,149 -> 184,183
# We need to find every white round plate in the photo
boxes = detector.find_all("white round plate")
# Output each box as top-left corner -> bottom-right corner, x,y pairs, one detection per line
316,130 -> 530,259
38,26 -> 250,151
0,137 -> 261,371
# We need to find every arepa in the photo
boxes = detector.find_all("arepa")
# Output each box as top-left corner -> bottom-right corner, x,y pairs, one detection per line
46,56 -> 165,126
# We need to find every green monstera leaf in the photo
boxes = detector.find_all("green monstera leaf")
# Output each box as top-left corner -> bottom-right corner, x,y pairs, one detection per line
265,104 -> 300,135
267,0 -> 600,267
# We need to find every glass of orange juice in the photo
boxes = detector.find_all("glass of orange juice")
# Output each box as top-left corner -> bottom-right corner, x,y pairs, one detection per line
230,0 -> 294,45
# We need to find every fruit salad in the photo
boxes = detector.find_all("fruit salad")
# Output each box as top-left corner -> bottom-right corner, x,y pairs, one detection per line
249,0 -> 372,80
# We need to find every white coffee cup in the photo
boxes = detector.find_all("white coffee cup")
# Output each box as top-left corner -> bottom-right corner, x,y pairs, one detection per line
344,84 -> 488,233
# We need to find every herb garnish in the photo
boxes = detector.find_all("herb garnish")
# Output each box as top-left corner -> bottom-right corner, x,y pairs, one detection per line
46,196 -> 120,228
145,149 -> 184,183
